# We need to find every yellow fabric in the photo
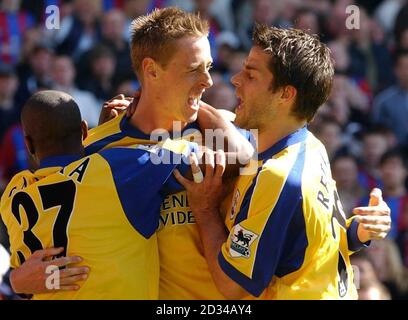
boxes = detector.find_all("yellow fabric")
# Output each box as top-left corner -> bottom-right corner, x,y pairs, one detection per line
221,130 -> 358,300
84,115 -> 224,299
1,154 -> 159,300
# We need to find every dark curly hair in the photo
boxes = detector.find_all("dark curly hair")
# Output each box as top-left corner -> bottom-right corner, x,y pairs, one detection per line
253,24 -> 334,122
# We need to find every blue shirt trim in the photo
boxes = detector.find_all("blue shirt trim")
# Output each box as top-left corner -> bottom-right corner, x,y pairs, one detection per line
257,126 -> 308,161
98,143 -> 197,238
251,140 -> 307,294
347,219 -> 370,252
234,167 -> 263,225
99,147 -> 182,238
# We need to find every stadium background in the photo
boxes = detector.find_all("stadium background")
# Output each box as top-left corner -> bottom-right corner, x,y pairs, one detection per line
0,0 -> 408,300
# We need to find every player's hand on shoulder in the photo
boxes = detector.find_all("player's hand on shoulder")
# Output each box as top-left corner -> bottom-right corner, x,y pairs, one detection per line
10,247 -> 89,295
98,93 -> 135,125
352,188 -> 391,242
126,89 -> 141,118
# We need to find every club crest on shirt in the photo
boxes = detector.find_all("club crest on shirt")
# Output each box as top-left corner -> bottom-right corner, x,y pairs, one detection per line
230,224 -> 258,258
230,189 -> 241,220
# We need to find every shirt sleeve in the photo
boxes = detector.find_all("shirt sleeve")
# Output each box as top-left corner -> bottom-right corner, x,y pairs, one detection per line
346,218 -> 370,254
99,141 -> 197,238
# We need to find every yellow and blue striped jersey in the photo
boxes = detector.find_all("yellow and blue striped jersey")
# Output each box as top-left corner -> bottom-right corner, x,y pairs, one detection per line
220,127 -> 361,300
0,141 -> 196,300
84,113 -> 228,299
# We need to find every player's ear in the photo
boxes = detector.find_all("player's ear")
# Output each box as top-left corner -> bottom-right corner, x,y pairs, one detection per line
281,85 -> 297,102
81,120 -> 88,141
25,137 -> 35,157
141,57 -> 158,80
23,134 -> 39,166
21,125 -> 36,161
23,134 -> 35,156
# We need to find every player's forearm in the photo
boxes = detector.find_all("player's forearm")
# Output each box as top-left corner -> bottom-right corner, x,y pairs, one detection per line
9,268 -> 26,294
194,208 -> 248,299
223,121 -> 254,166
197,104 -> 254,165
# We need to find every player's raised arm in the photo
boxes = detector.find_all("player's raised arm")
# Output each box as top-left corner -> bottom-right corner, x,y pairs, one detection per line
196,101 -> 255,168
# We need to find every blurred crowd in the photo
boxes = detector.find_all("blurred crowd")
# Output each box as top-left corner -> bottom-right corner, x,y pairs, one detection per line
1,0 -> 408,300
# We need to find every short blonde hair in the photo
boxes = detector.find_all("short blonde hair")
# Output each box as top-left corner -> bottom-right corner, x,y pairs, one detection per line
130,7 -> 209,80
